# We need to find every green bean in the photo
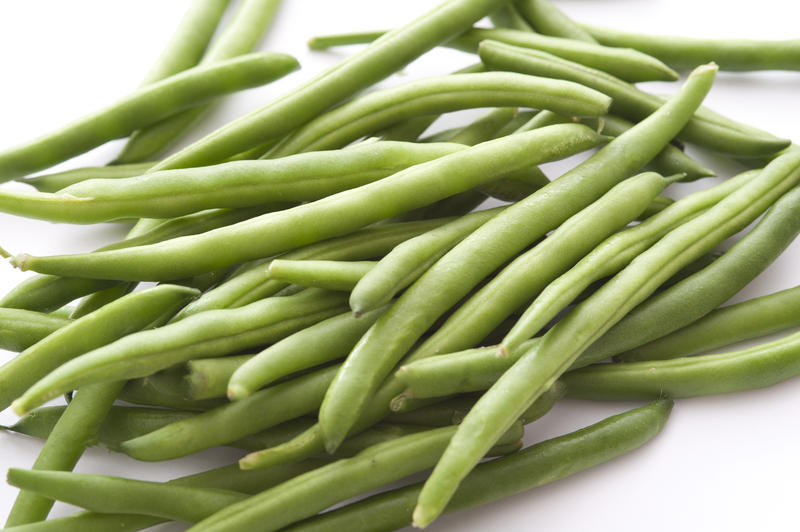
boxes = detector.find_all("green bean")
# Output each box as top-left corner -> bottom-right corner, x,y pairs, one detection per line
446,107 -> 519,145
184,422 -> 523,532
0,309 -> 69,352
351,207 -> 504,314
118,364 -> 226,411
266,72 -> 609,157
489,4 -> 534,32
12,124 -> 603,281
479,39 -> 790,157
577,183 -> 800,368
69,283 -> 135,319
389,189 -> 488,223
618,285 -> 800,363
587,115 -> 715,181
0,141 -> 464,223
115,0 -> 283,163
267,260 -> 376,291
18,162 -> 155,193
228,307 -> 387,400
501,169 -> 757,353
0,53 -> 298,181
5,382 -> 125,526
414,147 -> 800,528
306,31 -> 390,50
583,23 -> 800,72
175,218 -> 451,320
313,63 -> 716,454
0,284 -> 198,413
12,288 -> 347,415
377,115 -> 440,142
0,275 -> 119,313
120,364 -> 340,461
186,355 -> 254,399
515,0 -> 595,42
284,400 -> 671,532
151,0 -> 522,170
7,469 -> 246,523
0,459 -> 332,532
565,330 -> 800,400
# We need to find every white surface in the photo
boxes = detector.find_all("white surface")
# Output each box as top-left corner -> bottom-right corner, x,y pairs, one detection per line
1,0 -> 800,530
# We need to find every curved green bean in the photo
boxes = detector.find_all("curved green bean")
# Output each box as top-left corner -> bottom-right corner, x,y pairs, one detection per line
0,52 -> 298,181
0,284 -> 198,413
0,309 -> 69,352
115,0 -> 282,163
578,182 -> 800,367
284,400 -> 671,532
564,330 -> 800,400
12,124 -> 603,281
479,39 -> 790,157
228,306 -> 386,400
12,288 -> 347,415
618,285 -> 800,363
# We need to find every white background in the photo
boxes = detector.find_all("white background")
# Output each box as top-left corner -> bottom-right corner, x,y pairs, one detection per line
1,0 -> 800,530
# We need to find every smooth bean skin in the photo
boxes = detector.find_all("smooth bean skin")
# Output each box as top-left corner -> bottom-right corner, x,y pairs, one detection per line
350,207 -> 504,314
564,330 -> 800,400
266,72 -> 611,157
619,285 -> 800,363
115,0 -> 282,163
120,364 -> 341,461
175,218 -> 450,320
414,147 -> 800,528
318,65 -> 717,453
184,423 -> 522,532
228,306 -> 387,400
0,141 -> 463,224
13,124 -> 603,281
479,39 -> 791,157
284,400 -> 672,532
0,284 -> 198,413
18,162 -> 155,193
500,169 -> 757,352
0,275 -> 119,313
0,52 -> 298,181
0,309 -> 69,352
12,288 -> 347,415
515,0 -> 596,42
577,183 -> 800,368
267,260 -> 376,291
584,23 -> 800,72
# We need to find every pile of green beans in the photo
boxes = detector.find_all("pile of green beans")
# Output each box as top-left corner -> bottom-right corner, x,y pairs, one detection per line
2,0 -> 800,530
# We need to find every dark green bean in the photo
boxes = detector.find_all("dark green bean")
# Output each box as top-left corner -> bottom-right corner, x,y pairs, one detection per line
12,124 -> 603,281
479,39 -> 790,157
284,400 -> 671,532
0,52 -> 298,181
119,366 -> 227,411
0,309 -> 69,352
618,285 -> 800,363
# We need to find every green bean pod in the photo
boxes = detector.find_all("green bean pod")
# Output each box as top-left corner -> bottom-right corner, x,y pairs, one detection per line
18,162 -> 155,193
515,0 -> 596,42
489,3 -> 534,32
564,330 -> 800,400
118,366 -> 227,411
0,309 -> 69,352
311,63 -> 717,454
0,52 -> 299,181
267,72 -> 610,157
184,423 -> 523,532
267,260 -> 376,291
479,39 -> 790,157
185,355 -> 254,399
350,207 -> 504,314
584,23 -> 800,72
284,400 -> 672,532
0,142 -> 464,223
578,183 -> 800,367
0,284 -> 198,413
500,169 -> 756,352
228,307 -> 386,400
120,364 -> 341,461
12,288 -> 347,415
618,285 -> 800,363
0,275 -> 120,313
115,0 -> 283,163
13,124 -> 604,281
414,147 -> 800,528
152,0 -> 535,170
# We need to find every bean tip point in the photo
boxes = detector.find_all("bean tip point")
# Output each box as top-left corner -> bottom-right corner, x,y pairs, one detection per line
9,253 -> 30,271
497,344 -> 509,359
227,385 -> 248,402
